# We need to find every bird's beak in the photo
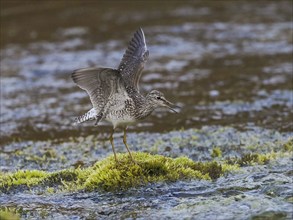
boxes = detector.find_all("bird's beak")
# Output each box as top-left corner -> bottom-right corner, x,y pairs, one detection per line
164,99 -> 180,113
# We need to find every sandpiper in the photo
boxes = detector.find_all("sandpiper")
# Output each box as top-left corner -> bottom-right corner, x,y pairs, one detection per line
72,28 -> 178,162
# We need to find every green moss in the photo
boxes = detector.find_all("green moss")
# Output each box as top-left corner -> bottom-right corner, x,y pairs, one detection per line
83,153 -> 216,191
0,209 -> 20,220
227,152 -> 277,166
0,170 -> 49,190
0,152 -> 238,193
221,163 -> 239,172
211,147 -> 222,158
1,144 -> 289,193
46,187 -> 55,194
283,138 -> 293,152
43,169 -> 78,186
44,149 -> 57,158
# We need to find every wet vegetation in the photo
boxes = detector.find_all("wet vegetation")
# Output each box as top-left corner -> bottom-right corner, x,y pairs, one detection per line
0,153 -> 232,193
1,139 -> 291,194
0,209 -> 20,220
0,135 -> 292,219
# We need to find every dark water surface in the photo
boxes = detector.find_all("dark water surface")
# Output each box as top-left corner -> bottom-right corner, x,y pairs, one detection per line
1,1 -> 293,219
1,1 -> 292,144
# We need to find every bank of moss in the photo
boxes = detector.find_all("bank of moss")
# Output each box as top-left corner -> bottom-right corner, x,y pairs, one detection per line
227,138 -> 292,166
227,152 -> 276,166
0,152 -> 237,192
0,209 -> 20,220
1,138 -> 291,193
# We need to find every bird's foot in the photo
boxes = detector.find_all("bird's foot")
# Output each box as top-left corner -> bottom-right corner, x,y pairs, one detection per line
114,160 -> 122,166
112,156 -> 138,166
129,156 -> 138,165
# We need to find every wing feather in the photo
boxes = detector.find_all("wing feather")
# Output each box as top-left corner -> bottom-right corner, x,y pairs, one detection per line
72,67 -> 126,112
118,28 -> 149,91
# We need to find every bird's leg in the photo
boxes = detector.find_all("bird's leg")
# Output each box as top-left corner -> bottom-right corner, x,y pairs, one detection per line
109,129 -> 118,162
123,127 -> 136,163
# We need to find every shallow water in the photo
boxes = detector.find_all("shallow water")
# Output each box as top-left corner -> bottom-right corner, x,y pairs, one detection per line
1,1 -> 292,144
1,1 -> 293,219
0,127 -> 292,219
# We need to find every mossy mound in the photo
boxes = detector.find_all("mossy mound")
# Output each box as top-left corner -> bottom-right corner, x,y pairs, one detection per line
0,152 -> 238,193
82,153 -> 231,191
2,139 -> 291,194
0,210 -> 20,220
0,208 -> 20,220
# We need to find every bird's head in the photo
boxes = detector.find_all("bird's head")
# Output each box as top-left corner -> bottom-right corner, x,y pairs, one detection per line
146,90 -> 179,113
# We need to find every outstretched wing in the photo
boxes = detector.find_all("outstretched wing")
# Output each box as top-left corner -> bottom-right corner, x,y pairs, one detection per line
72,67 -> 126,112
118,28 -> 149,91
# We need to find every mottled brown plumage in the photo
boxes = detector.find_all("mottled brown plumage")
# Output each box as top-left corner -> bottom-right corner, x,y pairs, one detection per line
72,28 -> 178,162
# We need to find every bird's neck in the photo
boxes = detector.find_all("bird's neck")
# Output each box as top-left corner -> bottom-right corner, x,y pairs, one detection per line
136,98 -> 155,120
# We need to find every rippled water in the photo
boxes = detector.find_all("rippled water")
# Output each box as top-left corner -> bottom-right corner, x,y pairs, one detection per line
1,1 -> 292,144
1,1 -> 293,219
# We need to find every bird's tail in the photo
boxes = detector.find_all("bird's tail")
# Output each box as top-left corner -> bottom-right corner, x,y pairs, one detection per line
74,108 -> 97,125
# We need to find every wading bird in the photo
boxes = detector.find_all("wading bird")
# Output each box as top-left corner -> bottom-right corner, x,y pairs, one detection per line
72,28 -> 178,162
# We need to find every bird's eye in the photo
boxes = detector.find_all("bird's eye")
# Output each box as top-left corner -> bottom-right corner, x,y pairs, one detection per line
156,96 -> 160,100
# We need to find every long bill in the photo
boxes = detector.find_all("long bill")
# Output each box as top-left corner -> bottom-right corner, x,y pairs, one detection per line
164,100 -> 180,113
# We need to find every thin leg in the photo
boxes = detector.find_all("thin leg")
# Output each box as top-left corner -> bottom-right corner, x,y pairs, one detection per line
109,129 -> 118,162
123,127 -> 135,162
